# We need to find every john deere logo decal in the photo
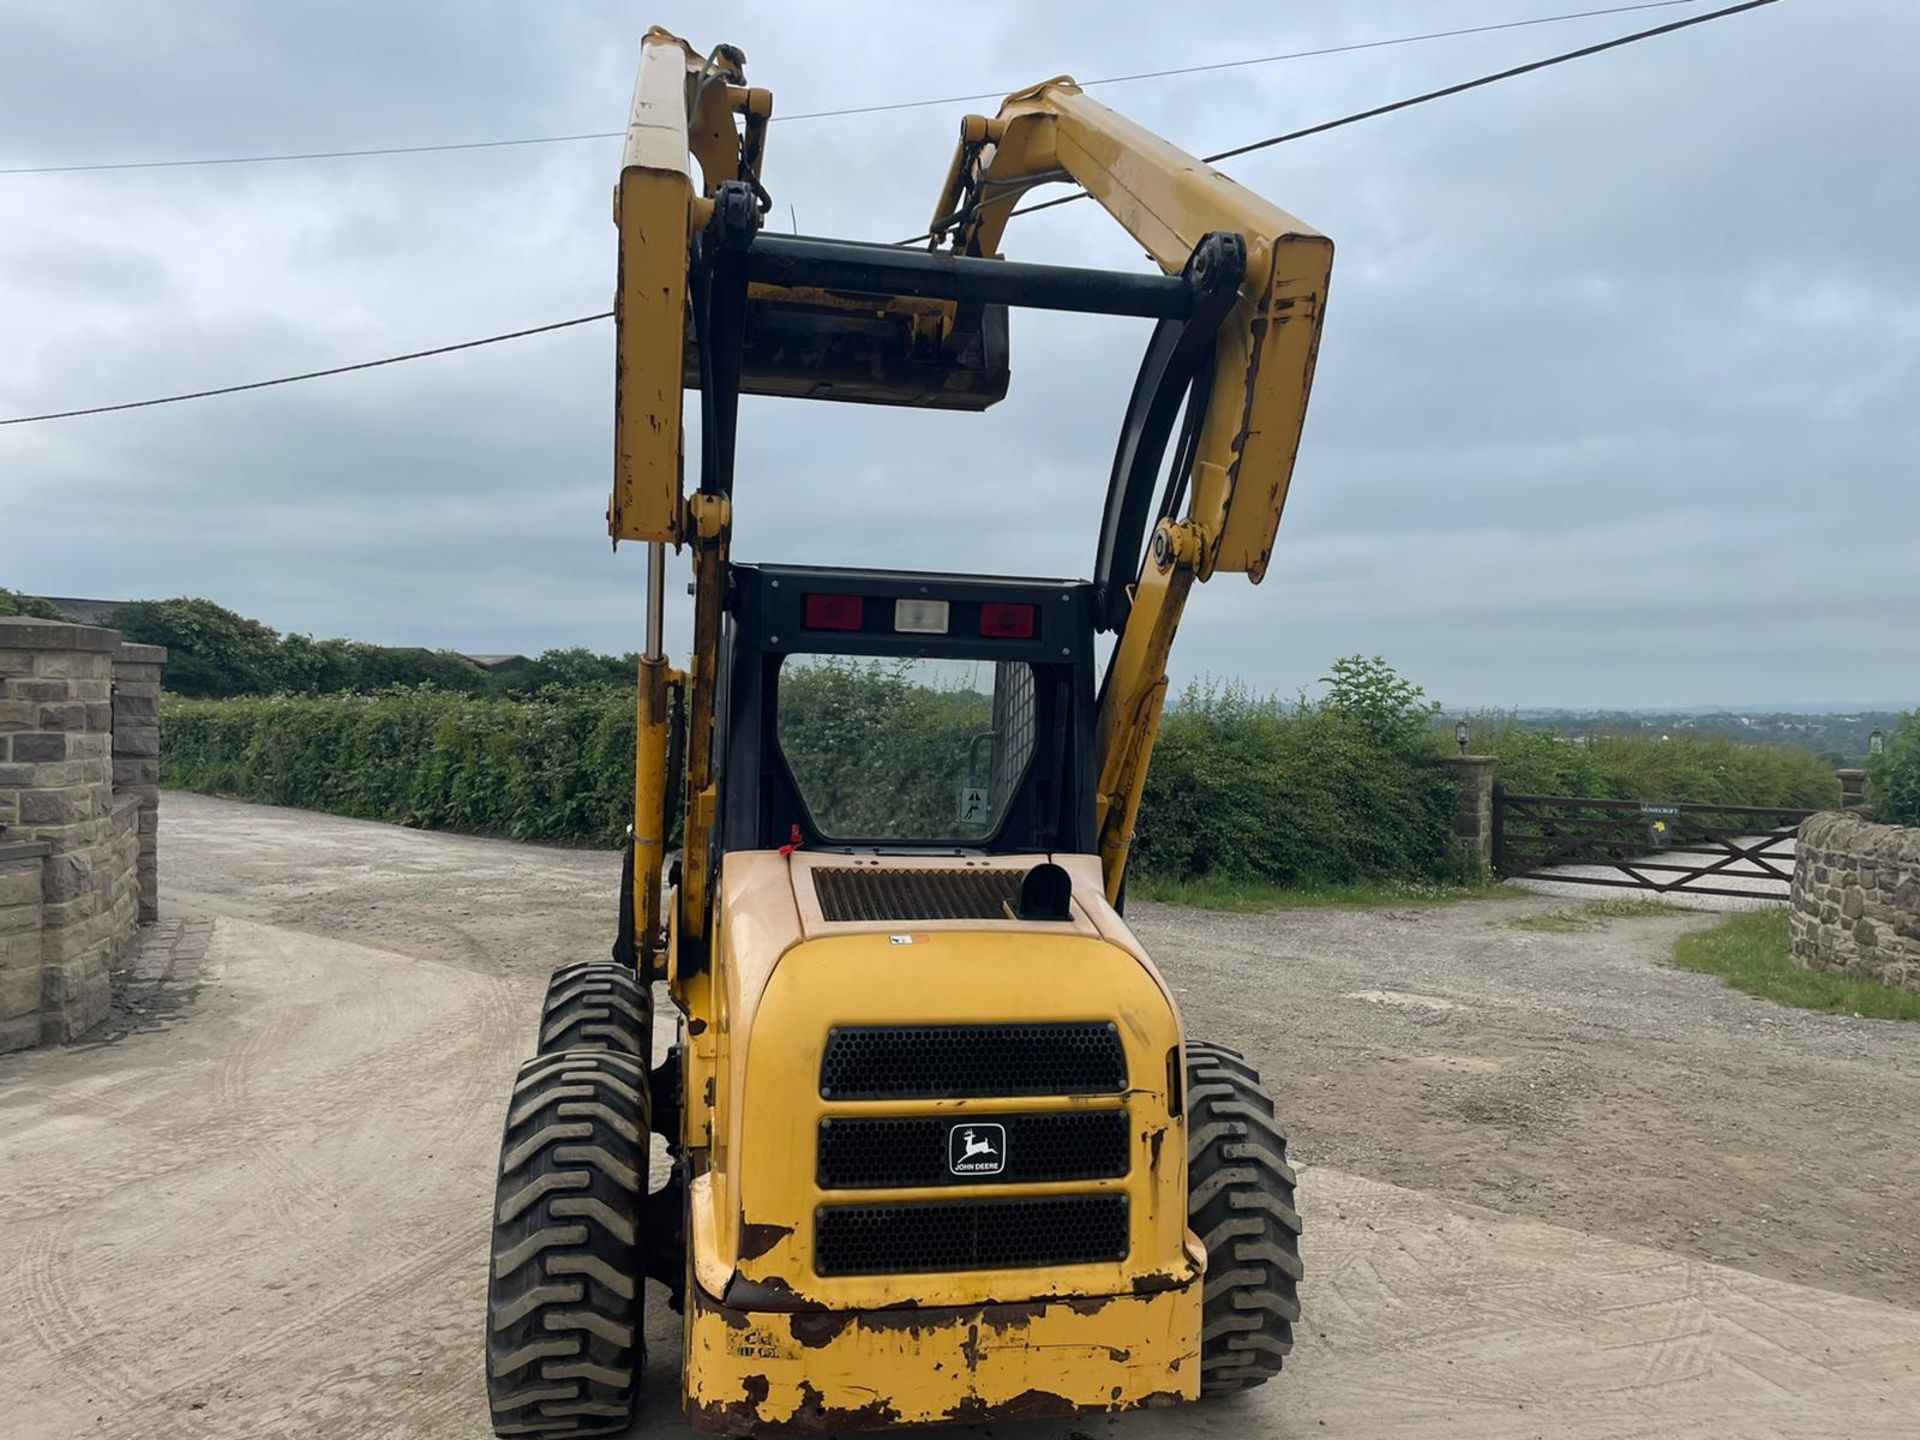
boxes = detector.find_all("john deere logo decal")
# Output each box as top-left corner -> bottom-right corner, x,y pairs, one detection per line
948,1122 -> 1006,1177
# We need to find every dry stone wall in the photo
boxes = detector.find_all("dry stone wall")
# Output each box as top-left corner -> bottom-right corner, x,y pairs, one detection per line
1790,810 -> 1920,993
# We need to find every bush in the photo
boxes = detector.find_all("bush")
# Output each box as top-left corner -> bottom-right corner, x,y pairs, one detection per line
0,587 -> 60,619
109,596 -> 498,698
161,657 -> 1854,886
1867,712 -> 1920,827
161,657 -> 1471,881
162,686 -> 637,846
1132,663 -> 1463,887
1453,715 -> 1838,810
113,597 -> 285,698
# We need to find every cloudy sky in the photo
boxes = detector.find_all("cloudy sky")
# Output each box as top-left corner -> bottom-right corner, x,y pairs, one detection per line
1,0 -> 1913,709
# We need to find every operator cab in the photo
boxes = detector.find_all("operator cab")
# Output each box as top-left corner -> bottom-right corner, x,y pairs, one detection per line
720,564 -> 1099,857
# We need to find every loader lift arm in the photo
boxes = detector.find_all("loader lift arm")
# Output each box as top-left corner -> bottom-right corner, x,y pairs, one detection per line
611,29 -> 1331,971
924,81 -> 1335,895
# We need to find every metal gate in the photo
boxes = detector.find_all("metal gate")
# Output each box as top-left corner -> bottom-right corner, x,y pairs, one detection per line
1492,788 -> 1816,900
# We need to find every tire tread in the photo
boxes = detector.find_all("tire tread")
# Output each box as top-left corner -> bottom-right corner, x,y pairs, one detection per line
486,1050 -> 648,1438
1187,1041 -> 1302,1396
536,962 -> 651,1061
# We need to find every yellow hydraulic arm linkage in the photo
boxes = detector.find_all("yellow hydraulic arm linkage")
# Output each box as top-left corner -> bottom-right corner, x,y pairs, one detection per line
932,82 -> 1333,898
608,30 -> 769,978
610,32 -> 1332,962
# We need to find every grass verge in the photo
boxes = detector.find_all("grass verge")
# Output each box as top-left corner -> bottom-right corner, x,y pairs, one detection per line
1672,909 -> 1920,1021
1129,873 -> 1516,913
1506,897 -> 1690,933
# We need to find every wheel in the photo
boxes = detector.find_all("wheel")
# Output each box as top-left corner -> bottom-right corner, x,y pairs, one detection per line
538,960 -> 651,1062
486,1049 -> 650,1438
1186,1041 -> 1303,1394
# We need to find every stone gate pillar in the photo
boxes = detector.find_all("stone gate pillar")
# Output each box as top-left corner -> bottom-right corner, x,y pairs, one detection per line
0,617 -> 155,1049
1837,769 -> 1868,811
113,642 -> 166,921
1440,755 -> 1497,877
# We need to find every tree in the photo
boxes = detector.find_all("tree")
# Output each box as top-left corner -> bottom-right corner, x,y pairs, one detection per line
0,588 -> 59,619
112,597 -> 281,698
273,632 -> 359,694
1320,655 -> 1440,751
1867,712 -> 1920,827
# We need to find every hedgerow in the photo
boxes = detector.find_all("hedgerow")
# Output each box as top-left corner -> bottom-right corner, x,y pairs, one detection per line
161,660 -> 1469,883
1867,712 -> 1920,826
160,656 -> 1852,884
161,686 -> 638,846
1133,667 -> 1463,885
1453,716 -> 1840,810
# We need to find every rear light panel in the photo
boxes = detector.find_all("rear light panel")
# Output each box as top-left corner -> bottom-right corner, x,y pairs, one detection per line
795,587 -> 1055,645
804,593 -> 864,631
979,602 -> 1036,638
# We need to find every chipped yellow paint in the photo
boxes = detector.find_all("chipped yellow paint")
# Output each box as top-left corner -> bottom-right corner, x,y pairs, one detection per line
674,852 -> 1203,1426
610,32 -> 697,544
685,1281 -> 1201,1432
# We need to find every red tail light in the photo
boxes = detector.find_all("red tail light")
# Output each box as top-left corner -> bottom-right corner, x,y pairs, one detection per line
979,602 -> 1036,639
804,593 -> 864,630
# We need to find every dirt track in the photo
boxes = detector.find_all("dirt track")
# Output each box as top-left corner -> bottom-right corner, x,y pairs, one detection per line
1135,893 -> 1920,1309
2,793 -> 1917,1438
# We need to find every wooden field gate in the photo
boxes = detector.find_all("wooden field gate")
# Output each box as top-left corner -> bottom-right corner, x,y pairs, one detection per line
1492,789 -> 1818,900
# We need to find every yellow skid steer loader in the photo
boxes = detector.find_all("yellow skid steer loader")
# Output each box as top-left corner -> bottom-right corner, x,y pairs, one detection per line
485,25 -> 1332,1436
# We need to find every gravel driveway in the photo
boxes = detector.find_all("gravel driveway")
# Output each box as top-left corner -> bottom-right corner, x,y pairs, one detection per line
153,792 -> 1920,1303
1,792 -> 1914,1439
1132,889 -> 1920,1308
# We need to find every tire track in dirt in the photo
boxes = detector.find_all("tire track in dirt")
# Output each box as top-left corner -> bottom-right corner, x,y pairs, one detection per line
10,1228 -> 158,1422
84,1227 -> 484,1440
1,911 -> 523,1437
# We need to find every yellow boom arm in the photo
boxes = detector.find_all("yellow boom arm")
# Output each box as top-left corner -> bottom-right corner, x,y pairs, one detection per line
930,82 -> 1333,896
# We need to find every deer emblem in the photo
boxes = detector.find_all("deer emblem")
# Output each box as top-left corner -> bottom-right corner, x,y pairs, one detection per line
950,1122 -> 1006,1173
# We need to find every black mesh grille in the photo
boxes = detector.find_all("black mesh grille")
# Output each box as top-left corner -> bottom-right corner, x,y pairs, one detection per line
820,1023 -> 1126,1099
818,1110 -> 1130,1189
815,1195 -> 1129,1276
813,867 -> 1023,922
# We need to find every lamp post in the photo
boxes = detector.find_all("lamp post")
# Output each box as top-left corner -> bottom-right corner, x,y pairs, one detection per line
1455,720 -> 1470,756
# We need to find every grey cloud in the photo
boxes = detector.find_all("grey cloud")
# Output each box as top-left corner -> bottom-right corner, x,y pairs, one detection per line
2,0 -> 1916,710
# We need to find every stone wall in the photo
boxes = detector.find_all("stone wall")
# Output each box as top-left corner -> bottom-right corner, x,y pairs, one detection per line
0,617 -> 166,1051
1790,810 -> 1920,993
113,642 -> 165,921
0,840 -> 51,1052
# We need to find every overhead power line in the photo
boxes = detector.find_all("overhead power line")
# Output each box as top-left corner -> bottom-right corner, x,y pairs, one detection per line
0,314 -> 610,426
0,2 -> 1710,177
0,0 -> 1777,428
910,0 -> 1779,240
782,0 -> 1712,120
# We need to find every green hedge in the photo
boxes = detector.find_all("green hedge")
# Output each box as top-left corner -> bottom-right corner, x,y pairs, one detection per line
1867,712 -> 1920,826
160,669 -> 1468,884
1134,691 -> 1462,884
161,687 -> 638,846
162,667 -> 1853,884
1452,717 -> 1841,810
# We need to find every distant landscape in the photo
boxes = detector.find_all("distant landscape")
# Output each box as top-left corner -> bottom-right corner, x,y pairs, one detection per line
4,590 -> 1907,768
1492,709 -> 1905,769
11,586 -> 1917,878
